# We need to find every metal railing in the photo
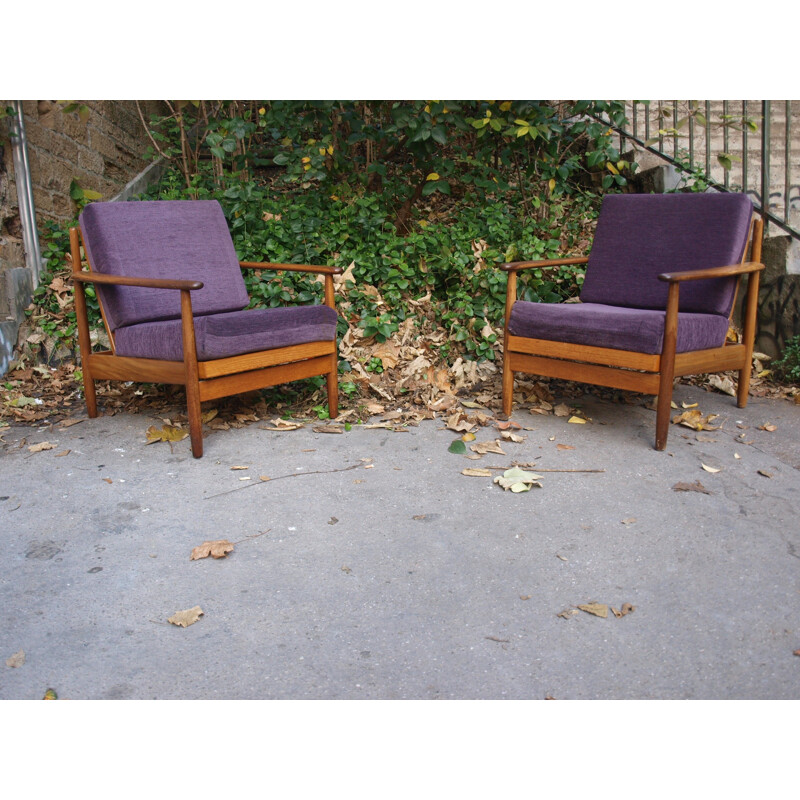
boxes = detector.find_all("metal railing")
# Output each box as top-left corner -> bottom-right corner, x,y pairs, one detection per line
604,101 -> 800,242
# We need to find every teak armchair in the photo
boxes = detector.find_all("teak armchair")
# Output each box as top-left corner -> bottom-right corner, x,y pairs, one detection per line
70,200 -> 341,458
500,192 -> 764,450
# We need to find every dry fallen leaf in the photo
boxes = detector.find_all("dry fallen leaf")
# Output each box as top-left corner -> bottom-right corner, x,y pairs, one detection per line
461,468 -> 494,478
611,603 -> 636,618
190,540 -> 235,560
146,424 -> 188,444
54,450 -> 70,458
759,423 -> 777,432
557,608 -> 579,619
556,443 -> 575,451
28,441 -> 54,453
493,467 -> 542,492
701,463 -> 722,473
500,431 -> 525,443
313,425 -> 344,434
757,470 -> 774,479
519,595 -> 532,601
230,465 -> 249,471
672,409 -> 720,431
168,606 -> 204,627
6,650 -> 25,668
261,419 -> 303,431
471,439 -> 506,455
673,480 -> 712,494
567,416 -> 587,424
708,374 -> 736,397
496,420 -> 522,431
578,602 -> 608,618
621,517 -> 637,526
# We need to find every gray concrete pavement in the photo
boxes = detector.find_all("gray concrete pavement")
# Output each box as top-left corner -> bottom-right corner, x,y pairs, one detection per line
1,384 -> 799,699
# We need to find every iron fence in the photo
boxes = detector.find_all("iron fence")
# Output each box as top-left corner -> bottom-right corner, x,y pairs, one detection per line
604,101 -> 799,241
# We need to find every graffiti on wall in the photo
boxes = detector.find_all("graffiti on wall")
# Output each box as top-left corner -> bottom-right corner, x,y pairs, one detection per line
755,274 -> 800,358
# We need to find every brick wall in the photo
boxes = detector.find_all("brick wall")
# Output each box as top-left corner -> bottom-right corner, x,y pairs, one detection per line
0,100 -> 166,374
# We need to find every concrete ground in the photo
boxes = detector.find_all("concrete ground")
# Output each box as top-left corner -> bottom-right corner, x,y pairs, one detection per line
1,383 -> 799,700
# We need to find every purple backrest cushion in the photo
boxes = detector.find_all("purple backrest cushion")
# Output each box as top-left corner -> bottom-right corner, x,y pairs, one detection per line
580,193 -> 753,316
79,200 -> 249,331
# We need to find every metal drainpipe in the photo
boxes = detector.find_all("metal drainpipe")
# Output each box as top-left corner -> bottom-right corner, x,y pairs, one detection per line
8,100 -> 42,288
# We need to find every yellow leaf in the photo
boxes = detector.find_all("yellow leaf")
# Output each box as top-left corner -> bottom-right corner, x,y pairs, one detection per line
567,416 -> 586,424
319,147 -> 326,155
146,424 -> 188,444
167,606 -> 204,627
548,178 -> 556,192
578,603 -> 608,618
499,101 -> 512,111
426,173 -> 440,181
606,161 -> 619,175
327,145 -> 334,155
301,156 -> 311,163
461,432 -> 477,442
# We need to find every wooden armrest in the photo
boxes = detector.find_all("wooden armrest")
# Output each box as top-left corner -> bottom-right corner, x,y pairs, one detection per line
239,261 -> 344,276
658,261 -> 764,283
72,271 -> 204,291
499,257 -> 589,273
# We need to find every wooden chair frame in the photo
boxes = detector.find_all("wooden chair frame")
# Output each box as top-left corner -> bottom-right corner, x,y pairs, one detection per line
70,227 -> 342,458
500,215 -> 765,450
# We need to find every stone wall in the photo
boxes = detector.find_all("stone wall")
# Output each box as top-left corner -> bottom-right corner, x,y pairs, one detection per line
0,100 -> 166,374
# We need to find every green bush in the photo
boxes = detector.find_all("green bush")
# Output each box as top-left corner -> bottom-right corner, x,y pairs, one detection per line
773,336 -> 800,384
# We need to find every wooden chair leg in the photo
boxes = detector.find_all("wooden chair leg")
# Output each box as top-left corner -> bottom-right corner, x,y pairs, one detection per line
83,365 -> 98,418
654,374 -> 675,451
502,357 -> 514,417
326,354 -> 339,419
180,289 -> 203,458
655,284 -> 680,451
736,366 -> 751,408
185,380 -> 203,458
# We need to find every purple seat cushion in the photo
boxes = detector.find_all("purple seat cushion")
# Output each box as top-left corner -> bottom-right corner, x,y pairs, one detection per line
79,200 -> 249,331
508,300 -> 730,355
114,305 -> 338,362
581,192 -> 753,316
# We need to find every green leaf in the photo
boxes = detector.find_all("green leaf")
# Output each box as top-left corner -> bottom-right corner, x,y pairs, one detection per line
448,440 -> 467,454
431,126 -> 447,145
